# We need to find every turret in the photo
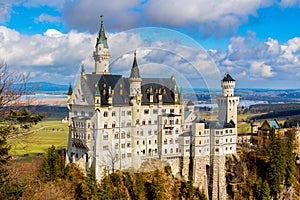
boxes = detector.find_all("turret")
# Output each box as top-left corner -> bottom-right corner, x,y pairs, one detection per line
217,73 -> 239,125
95,86 -> 101,111
67,83 -> 73,110
221,73 -> 235,97
93,16 -> 111,74
129,51 -> 142,98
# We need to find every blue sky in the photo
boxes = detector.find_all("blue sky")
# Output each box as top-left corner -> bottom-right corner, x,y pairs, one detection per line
1,0 -> 300,89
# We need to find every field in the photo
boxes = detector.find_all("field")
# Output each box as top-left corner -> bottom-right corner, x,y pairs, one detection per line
9,120 -> 69,156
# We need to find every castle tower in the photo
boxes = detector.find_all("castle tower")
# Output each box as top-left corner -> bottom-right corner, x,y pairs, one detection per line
216,73 -> 239,125
129,51 -> 142,167
93,16 -> 111,74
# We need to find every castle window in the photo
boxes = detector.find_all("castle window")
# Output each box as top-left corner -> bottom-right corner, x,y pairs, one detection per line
127,132 -> 130,138
142,120 -> 146,125
149,140 -> 151,145
112,111 -> 116,116
216,140 -> 219,144
175,129 -> 179,134
137,141 -> 139,145
230,138 -> 233,142
155,89 -> 159,94
148,120 -> 151,124
144,109 -> 149,114
112,122 -> 116,128
103,145 -> 109,151
163,89 -> 167,94
164,139 -> 167,144
102,83 -> 106,88
199,140 -> 201,144
185,140 -> 189,144
103,112 -> 108,117
115,143 -> 118,149
215,148 -> 219,152
230,129 -> 233,133
104,123 -> 108,129
230,147 -> 232,150
143,140 -> 145,145
127,143 -> 131,147
176,119 -> 179,124
143,150 -> 145,155
127,111 -> 131,115
199,131 -> 202,135
146,88 -> 150,94
165,149 -> 167,154
136,119 -> 140,124
169,139 -> 173,144
127,153 -> 131,157
153,109 -> 158,114
155,140 -> 157,144
162,109 -> 166,114
121,144 -> 125,149
148,130 -> 152,135
115,133 -> 119,139
122,154 -> 126,159
103,134 -> 108,140
164,119 -> 167,124
103,89 -> 106,95
121,132 -> 125,139
170,148 -> 173,153
120,89 -> 123,95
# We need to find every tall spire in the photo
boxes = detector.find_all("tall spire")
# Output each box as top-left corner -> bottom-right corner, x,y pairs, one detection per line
96,15 -> 108,48
130,51 -> 141,79
67,83 -> 73,95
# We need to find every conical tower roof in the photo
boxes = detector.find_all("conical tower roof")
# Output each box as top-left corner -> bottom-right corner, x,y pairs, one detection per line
130,51 -> 141,79
67,84 -> 73,95
222,73 -> 235,82
96,16 -> 108,48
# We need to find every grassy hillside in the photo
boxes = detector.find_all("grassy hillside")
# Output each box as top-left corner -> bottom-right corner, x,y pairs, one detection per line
9,120 -> 69,156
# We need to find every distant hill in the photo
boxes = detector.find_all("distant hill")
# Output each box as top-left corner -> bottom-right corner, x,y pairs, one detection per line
15,82 -> 69,94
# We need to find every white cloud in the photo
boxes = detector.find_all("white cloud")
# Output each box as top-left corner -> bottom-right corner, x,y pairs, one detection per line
250,61 -> 275,78
279,0 -> 300,8
34,14 -> 61,24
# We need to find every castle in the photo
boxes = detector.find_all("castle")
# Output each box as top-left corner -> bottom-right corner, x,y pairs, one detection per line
66,19 -> 239,200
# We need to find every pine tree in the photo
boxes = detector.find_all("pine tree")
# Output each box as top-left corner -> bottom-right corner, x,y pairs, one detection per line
255,178 -> 271,200
41,145 -> 59,182
268,129 -> 286,198
285,130 -> 295,186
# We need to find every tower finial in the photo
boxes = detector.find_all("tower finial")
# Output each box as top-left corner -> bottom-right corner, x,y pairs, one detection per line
100,15 -> 103,24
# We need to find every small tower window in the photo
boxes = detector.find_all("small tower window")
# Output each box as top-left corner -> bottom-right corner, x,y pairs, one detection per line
103,89 -> 106,95
103,83 -> 106,87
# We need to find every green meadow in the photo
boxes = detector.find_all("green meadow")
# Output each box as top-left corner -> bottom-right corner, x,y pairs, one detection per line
9,120 -> 69,156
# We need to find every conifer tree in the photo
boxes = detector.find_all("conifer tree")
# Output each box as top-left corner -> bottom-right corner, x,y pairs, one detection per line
255,178 -> 271,200
268,129 -> 286,198
285,130 -> 295,186
41,145 -> 59,182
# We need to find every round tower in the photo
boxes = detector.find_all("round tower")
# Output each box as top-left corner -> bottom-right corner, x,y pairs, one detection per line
93,16 -> 111,74
221,73 -> 235,97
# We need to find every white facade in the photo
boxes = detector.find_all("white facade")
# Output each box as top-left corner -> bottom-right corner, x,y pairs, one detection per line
67,20 -> 239,200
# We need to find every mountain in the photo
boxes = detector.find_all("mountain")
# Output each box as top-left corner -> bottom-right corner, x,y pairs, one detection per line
22,82 -> 69,94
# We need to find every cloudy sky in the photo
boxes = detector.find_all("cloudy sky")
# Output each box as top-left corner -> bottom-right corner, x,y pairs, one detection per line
1,0 -> 300,89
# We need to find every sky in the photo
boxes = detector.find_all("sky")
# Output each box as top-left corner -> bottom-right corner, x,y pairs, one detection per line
1,0 -> 300,89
